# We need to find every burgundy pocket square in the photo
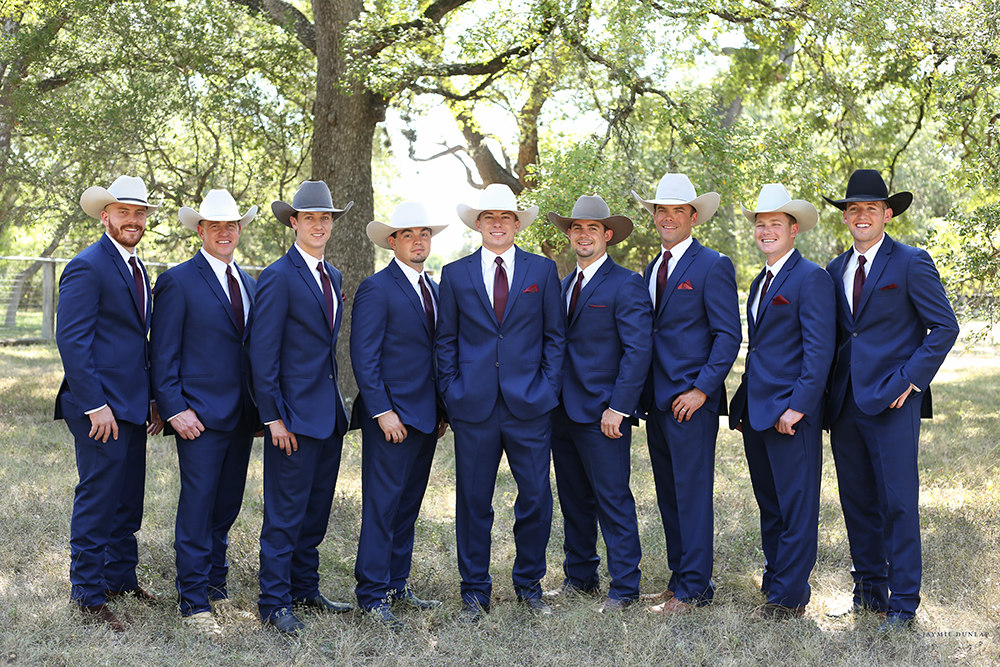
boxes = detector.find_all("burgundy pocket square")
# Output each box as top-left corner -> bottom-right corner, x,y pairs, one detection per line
341,291 -> 346,302
588,304 -> 607,308
523,284 -> 539,293
677,280 -> 694,290
879,284 -> 898,291
771,294 -> 790,305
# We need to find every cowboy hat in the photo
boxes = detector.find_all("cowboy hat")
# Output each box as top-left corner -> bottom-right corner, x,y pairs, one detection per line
271,180 -> 354,227
178,189 -> 257,232
366,201 -> 449,249
631,173 -> 720,224
456,183 -> 539,230
823,169 -> 912,216
741,184 -> 818,232
547,195 -> 634,245
80,175 -> 160,219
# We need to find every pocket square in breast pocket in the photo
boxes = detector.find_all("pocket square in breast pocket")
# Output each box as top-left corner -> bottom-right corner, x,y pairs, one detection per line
677,280 -> 694,290
523,284 -> 539,293
771,294 -> 790,305
588,304 -> 607,308
879,283 -> 898,291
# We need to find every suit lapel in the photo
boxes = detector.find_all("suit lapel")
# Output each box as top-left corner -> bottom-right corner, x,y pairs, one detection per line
660,238 -> 700,316
388,260 -> 432,338
329,261 -> 343,335
288,245 -> 331,331
501,247 -> 530,326
828,250 -> 853,322
236,264 -> 255,341
570,257 -> 613,327
195,252 -> 241,334
756,250 -> 799,327
100,234 -> 146,325
747,267 -> 765,335
855,235 -> 893,319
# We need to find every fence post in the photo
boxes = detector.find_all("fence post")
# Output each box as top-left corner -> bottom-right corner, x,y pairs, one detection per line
42,260 -> 56,341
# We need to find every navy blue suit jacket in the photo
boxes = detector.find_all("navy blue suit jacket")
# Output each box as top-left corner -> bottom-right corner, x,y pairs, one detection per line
436,246 -> 566,424
150,252 -> 258,432
826,234 -> 958,420
729,250 -> 836,431
641,238 -> 741,414
55,234 -> 152,425
560,257 -> 652,423
249,246 -> 349,440
350,261 -> 440,435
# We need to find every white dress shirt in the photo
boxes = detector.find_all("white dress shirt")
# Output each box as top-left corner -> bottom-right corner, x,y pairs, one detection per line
481,245 -> 517,306
647,235 -> 694,304
842,233 -> 885,314
566,252 -> 609,312
750,248 -> 794,322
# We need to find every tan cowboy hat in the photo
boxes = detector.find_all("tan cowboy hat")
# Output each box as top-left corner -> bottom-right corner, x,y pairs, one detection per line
366,201 -> 449,249
80,175 -> 160,219
456,183 -> 539,230
631,173 -> 720,224
178,189 -> 257,232
740,184 -> 818,232
271,180 -> 354,227
547,195 -> 634,245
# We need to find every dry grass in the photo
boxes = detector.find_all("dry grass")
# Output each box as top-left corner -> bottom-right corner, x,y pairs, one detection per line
0,344 -> 997,666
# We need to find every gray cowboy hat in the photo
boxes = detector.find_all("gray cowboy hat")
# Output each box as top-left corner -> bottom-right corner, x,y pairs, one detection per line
271,180 -> 354,227
547,194 -> 634,245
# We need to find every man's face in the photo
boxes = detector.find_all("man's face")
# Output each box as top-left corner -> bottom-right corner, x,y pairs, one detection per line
568,220 -> 612,263
198,220 -> 242,263
653,204 -> 697,249
101,203 -> 148,250
290,210 -> 334,257
844,201 -> 890,252
475,210 -> 520,253
388,227 -> 433,269
754,212 -> 798,262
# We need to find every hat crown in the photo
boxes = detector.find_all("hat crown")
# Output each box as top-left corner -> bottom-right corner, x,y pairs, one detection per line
754,183 -> 794,211
388,201 -> 431,228
569,195 -> 612,220
106,175 -> 151,204
198,189 -> 242,219
653,174 -> 699,203
844,169 -> 889,200
291,180 -> 334,211
475,183 -> 520,212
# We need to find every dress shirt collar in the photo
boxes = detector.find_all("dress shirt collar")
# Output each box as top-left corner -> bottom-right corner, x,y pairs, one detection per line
852,233 -> 885,267
761,247 -> 794,276
199,247 -> 237,279
481,244 -> 517,271
293,241 -> 324,268
662,235 -> 694,262
393,256 -> 427,287
575,251 -> 609,285
105,232 -> 139,263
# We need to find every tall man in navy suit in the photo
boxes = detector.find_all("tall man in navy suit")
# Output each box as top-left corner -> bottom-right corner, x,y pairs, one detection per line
351,202 -> 449,628
56,175 -> 164,632
150,189 -> 259,638
729,184 -> 836,620
824,170 -> 958,632
437,184 -> 566,622
634,174 -> 741,615
544,195 -> 652,612
249,181 -> 355,635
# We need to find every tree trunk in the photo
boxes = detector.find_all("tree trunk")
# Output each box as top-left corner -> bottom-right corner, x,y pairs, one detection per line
312,0 -> 383,405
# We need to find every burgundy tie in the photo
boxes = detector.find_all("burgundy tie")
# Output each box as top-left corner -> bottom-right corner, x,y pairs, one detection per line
129,256 -> 145,324
760,270 -> 774,303
568,270 -> 584,319
493,256 -> 508,325
655,250 -> 672,311
317,261 -> 335,332
227,265 -> 245,336
419,274 -> 435,339
852,255 -> 866,319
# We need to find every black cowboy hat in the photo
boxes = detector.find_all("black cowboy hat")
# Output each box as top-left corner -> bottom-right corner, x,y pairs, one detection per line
823,169 -> 912,216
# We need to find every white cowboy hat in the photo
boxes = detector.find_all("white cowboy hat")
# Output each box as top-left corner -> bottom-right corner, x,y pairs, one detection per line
741,183 -> 818,232
178,189 -> 258,232
271,180 -> 353,227
80,175 -> 160,219
631,173 -> 720,224
366,201 -> 449,249
456,183 -> 539,230
547,195 -> 634,245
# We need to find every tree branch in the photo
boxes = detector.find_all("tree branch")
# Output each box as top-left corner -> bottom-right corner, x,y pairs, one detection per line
229,0 -> 316,54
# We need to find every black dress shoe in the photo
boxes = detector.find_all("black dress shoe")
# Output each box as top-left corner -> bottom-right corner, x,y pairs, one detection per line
263,608 -> 306,636
293,593 -> 353,614
393,589 -> 442,610
519,597 -> 553,616
458,602 -> 489,624
105,587 -> 160,604
877,614 -> 916,633
366,605 -> 404,631
80,603 -> 125,632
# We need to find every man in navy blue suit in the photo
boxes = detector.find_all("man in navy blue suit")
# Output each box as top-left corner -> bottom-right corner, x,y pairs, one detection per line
249,181 -> 355,635
824,170 -> 958,632
351,202 -> 449,628
150,189 -> 259,638
634,174 -> 741,615
56,175 -> 165,632
436,183 -> 566,622
544,195 -> 652,612
729,184 -> 836,620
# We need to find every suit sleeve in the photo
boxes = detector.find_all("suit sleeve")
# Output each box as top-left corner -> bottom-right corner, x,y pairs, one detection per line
249,268 -> 289,425
901,249 -> 959,390
435,264 -> 459,400
56,257 -> 108,413
350,278 -> 393,418
540,260 -> 566,398
693,254 -> 742,401
149,270 -> 189,421
609,272 -> 653,415
788,268 -> 836,417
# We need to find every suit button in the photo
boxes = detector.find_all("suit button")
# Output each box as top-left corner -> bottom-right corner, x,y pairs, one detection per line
653,328 -> 659,333
495,362 -> 500,368
499,334 -> 504,339
328,374 -> 334,379
852,332 -> 858,338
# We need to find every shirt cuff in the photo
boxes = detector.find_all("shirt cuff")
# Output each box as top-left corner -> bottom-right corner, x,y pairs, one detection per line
84,404 -> 108,415
372,410 -> 392,419
609,408 -> 630,418
167,411 -> 185,422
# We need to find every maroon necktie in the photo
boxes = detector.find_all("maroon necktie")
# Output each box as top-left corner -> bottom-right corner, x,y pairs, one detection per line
493,256 -> 508,325
129,256 -> 145,324
317,261 -> 335,332
419,274 -> 435,339
655,250 -> 672,311
226,265 -> 245,336
852,255 -> 866,319
761,270 -> 774,303
568,270 -> 584,319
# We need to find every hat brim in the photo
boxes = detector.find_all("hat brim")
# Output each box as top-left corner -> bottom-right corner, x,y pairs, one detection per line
630,191 -> 720,225
546,212 -> 634,245
179,206 -> 258,232
81,186 -> 160,219
822,192 -> 912,217
365,221 -> 449,249
740,200 -> 818,232
457,203 -> 539,231
272,200 -> 354,227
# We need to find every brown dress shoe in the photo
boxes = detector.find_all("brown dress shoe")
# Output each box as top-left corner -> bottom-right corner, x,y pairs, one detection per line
647,596 -> 691,615
640,588 -> 675,603
105,587 -> 160,604
750,603 -> 806,620
80,604 -> 125,632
